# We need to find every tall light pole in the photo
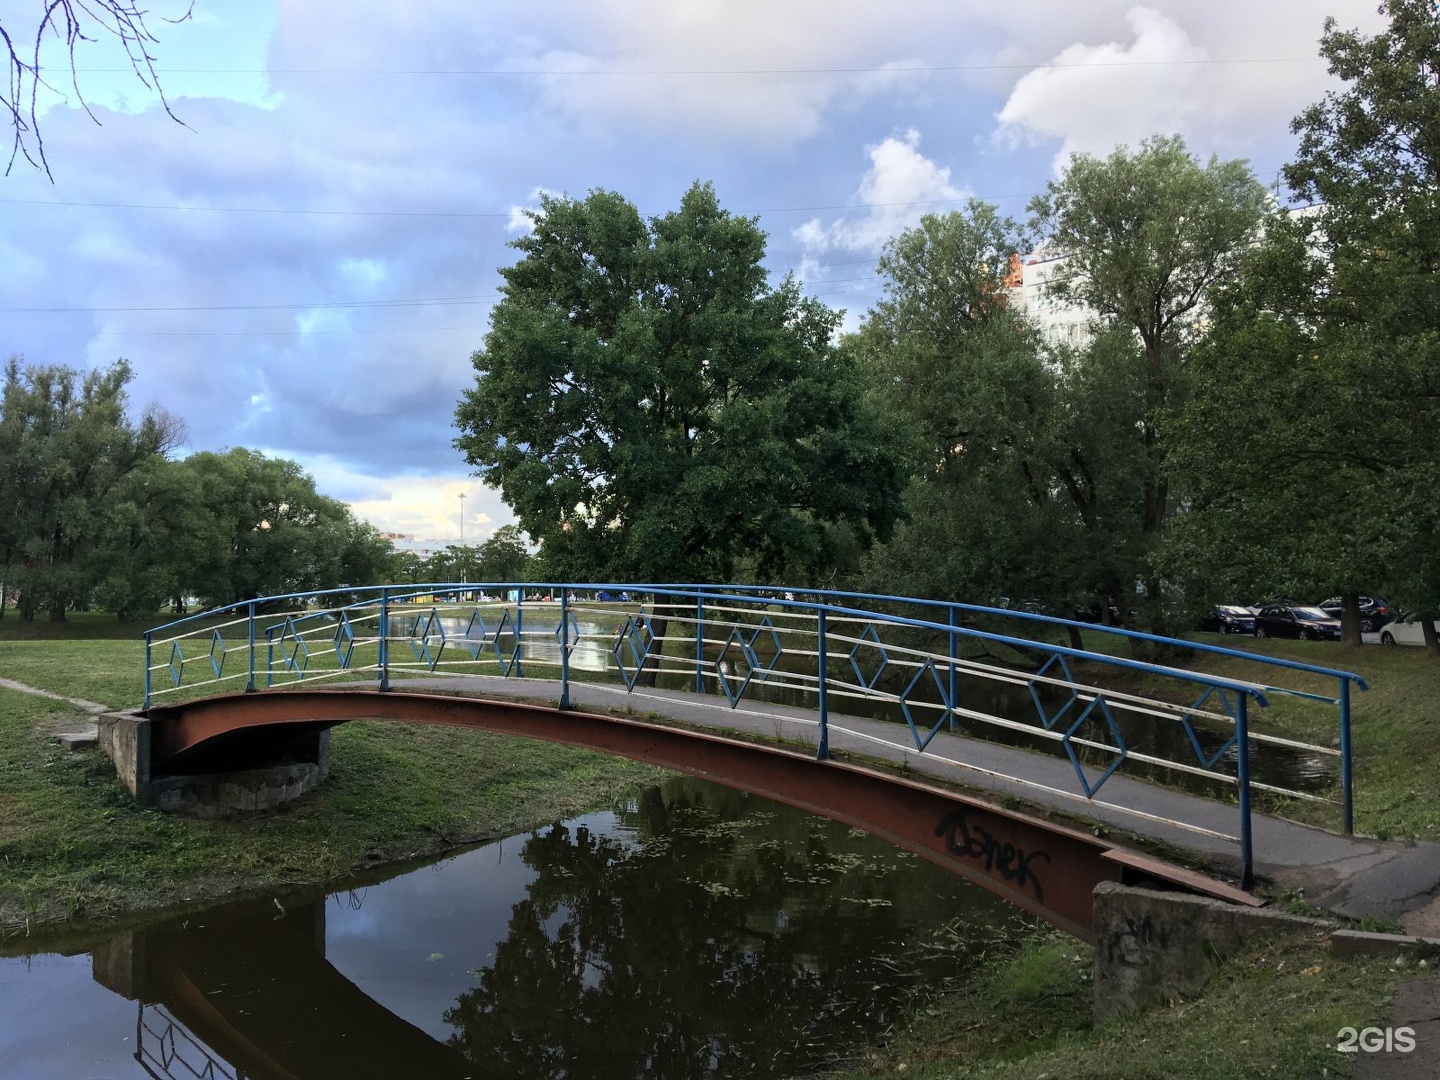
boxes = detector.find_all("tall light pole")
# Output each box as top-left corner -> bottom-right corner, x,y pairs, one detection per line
458,492 -> 467,588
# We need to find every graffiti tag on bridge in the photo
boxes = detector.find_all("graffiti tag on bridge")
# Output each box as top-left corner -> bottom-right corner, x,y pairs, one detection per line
934,809 -> 1051,901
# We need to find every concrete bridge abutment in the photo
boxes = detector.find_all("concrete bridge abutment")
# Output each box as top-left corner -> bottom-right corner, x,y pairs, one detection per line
98,710 -> 329,817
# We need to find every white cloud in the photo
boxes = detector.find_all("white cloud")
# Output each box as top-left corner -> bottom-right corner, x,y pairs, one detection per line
1,0 -> 1393,515
502,1 -> 954,141
506,187 -> 559,234
794,129 -> 964,254
995,7 -> 1207,168
295,455 -> 513,543
993,4 -> 1390,172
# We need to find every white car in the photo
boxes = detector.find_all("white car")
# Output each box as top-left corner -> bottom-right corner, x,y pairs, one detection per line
1379,612 -> 1440,646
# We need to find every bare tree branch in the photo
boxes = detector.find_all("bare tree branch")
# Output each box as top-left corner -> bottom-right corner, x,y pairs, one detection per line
2,0 -> 192,180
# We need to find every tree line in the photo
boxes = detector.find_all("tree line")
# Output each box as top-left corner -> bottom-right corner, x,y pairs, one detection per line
0,357 -> 540,622
7,4 -> 1433,649
454,2 -> 1440,651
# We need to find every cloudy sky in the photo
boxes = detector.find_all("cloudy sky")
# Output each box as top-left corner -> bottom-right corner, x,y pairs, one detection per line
0,0 -> 1385,547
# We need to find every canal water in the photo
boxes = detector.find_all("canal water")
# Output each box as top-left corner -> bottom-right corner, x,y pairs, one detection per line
0,776 -> 1023,1079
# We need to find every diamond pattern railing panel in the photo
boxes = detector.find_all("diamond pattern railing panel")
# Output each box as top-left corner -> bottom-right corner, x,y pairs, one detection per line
332,614 -> 355,669
847,624 -> 889,690
898,659 -> 952,751
555,610 -> 581,656
715,628 -> 757,708
611,615 -> 651,691
491,609 -> 519,676
1029,653 -> 1080,731
463,609 -> 489,661
1180,686 -> 1239,770
1061,695 -> 1128,798
208,630 -> 228,679
747,615 -> 783,678
279,618 -> 310,678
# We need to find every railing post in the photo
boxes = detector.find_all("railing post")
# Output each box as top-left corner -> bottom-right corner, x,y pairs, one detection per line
266,626 -> 275,689
948,604 -> 959,732
559,588 -> 571,709
1340,677 -> 1354,835
694,594 -> 706,695
1236,693 -> 1254,890
143,631 -> 153,710
816,606 -> 829,761
378,588 -> 390,692
245,601 -> 257,692
515,591 -> 525,679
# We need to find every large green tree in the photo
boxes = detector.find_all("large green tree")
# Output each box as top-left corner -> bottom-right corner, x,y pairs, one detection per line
1167,0 -> 1440,650
0,357 -> 178,621
172,448 -> 392,607
853,204 -> 1114,618
454,182 -> 908,587
1027,137 -> 1270,627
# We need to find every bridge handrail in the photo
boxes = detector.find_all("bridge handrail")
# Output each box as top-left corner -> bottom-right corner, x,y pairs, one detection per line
141,581 -> 1364,689
588,585 -> 1276,708
144,580 -> 1370,890
653,583 -> 1369,691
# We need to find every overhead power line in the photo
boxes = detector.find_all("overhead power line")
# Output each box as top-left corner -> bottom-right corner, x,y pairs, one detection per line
14,324 -> 495,338
1,294 -> 500,314
73,57 -> 1322,76
0,193 -> 1033,217
0,263 -> 887,316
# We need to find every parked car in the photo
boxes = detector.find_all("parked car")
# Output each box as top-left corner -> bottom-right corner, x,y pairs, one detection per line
1200,605 -> 1255,634
1379,612 -> 1440,647
1316,596 -> 1394,634
1252,605 -> 1342,641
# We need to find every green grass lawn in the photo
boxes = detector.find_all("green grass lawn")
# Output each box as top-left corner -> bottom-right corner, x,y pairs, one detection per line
1173,635 -> 1440,842
820,926 -> 1417,1080
0,617 -> 664,933
1,613 -> 1434,1077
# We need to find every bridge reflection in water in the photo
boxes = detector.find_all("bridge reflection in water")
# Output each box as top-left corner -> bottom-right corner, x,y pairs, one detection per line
77,777 -> 1025,1080
96,896 -> 483,1080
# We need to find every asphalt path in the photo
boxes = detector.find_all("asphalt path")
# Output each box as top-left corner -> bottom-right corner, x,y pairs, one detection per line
390,675 -> 1440,931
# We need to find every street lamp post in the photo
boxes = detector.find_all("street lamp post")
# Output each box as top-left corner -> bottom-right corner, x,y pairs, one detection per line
458,492 -> 467,590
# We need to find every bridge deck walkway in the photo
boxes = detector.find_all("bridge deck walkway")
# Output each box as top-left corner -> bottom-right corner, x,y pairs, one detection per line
381,675 -> 1440,930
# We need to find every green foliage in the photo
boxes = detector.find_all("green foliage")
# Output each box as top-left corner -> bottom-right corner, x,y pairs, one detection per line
1165,2 -> 1440,644
419,524 -> 535,586
829,930 -> 1403,1080
855,204 -> 1098,609
1029,135 -> 1270,358
0,357 -> 178,621
0,357 -> 400,620
454,182 -> 909,585
858,154 -> 1264,628
157,448 -> 392,608
0,656 -> 662,931
1026,137 -> 1269,629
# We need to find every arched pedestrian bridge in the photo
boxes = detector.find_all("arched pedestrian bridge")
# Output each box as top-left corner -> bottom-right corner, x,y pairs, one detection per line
121,584 -> 1373,939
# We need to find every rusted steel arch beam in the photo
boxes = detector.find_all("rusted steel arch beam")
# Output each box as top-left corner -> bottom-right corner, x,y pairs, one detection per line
144,689 -> 1215,942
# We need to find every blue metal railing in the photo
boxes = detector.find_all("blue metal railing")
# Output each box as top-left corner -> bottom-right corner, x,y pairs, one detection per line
144,582 -> 1369,889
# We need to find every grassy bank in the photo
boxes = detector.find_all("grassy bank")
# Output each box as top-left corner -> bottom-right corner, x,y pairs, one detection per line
1,614 -> 1434,1076
0,618 -> 664,933
824,924 -> 1420,1080
1161,635 -> 1440,843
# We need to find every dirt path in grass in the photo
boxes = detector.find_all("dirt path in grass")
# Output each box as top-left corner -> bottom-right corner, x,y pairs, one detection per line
0,677 -> 107,739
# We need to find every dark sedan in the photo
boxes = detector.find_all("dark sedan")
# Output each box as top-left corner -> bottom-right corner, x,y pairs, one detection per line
1316,595 -> 1393,634
1253,605 -> 1342,641
1200,605 -> 1255,634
